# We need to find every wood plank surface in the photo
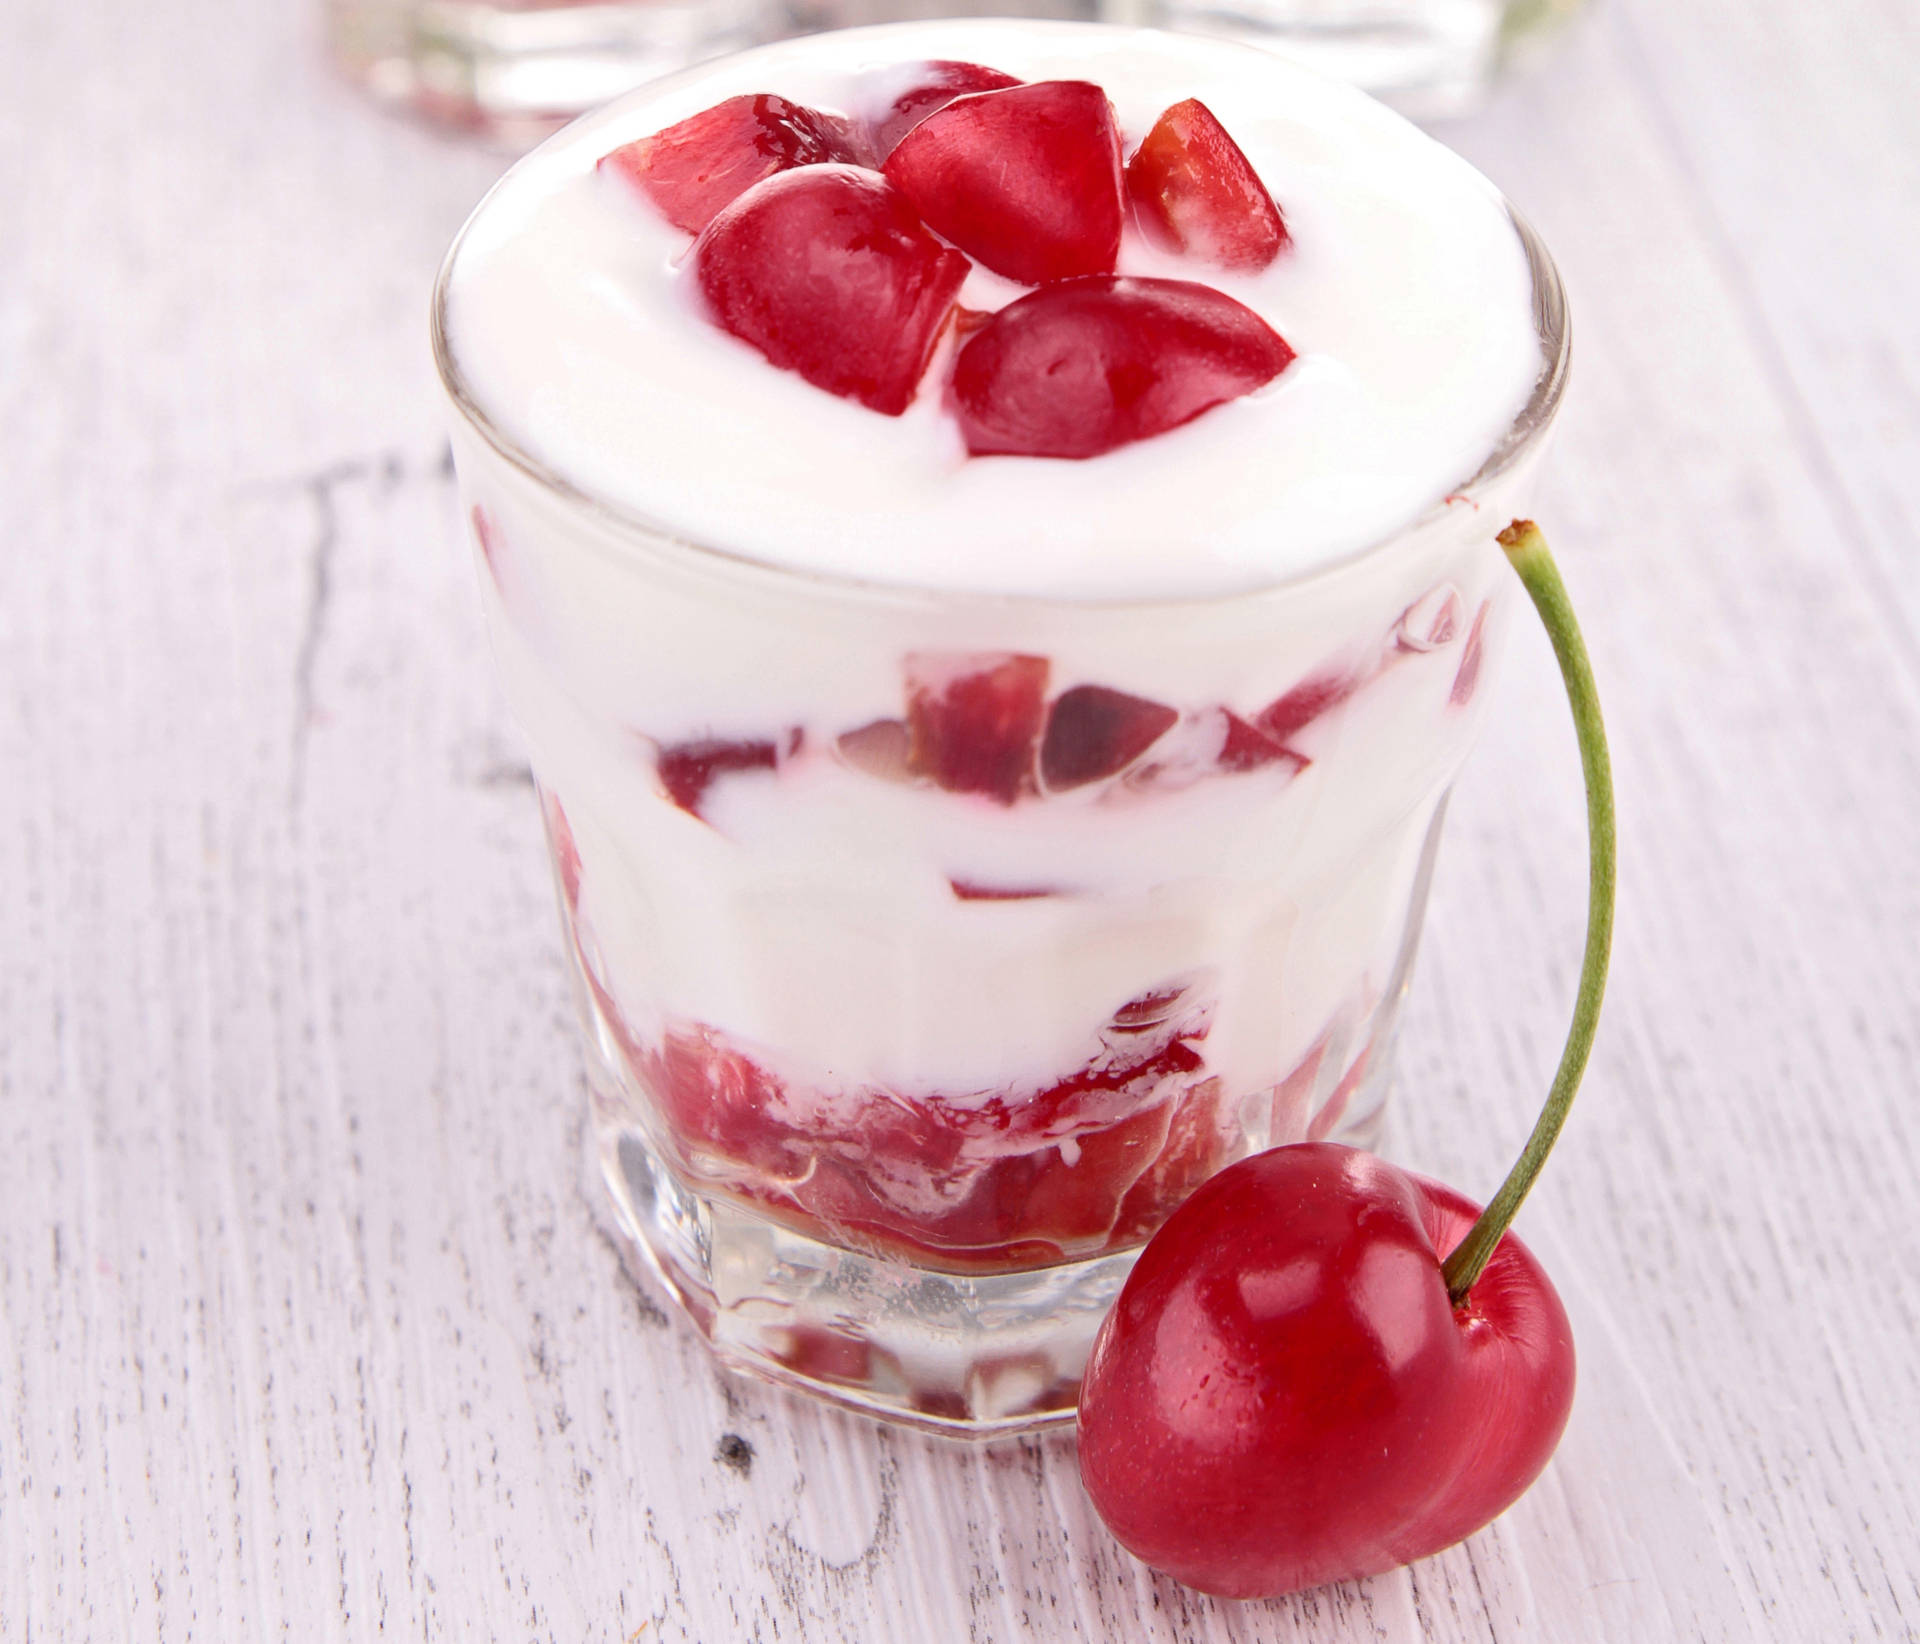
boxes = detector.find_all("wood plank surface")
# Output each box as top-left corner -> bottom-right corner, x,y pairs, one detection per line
2,0 -> 1916,1638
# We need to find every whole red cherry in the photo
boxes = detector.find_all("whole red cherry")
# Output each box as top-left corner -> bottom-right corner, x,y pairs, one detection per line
1076,1144 -> 1574,1597
1076,522 -> 1615,1600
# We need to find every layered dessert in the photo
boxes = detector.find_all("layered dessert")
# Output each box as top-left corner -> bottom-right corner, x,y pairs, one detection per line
435,20 -> 1559,1427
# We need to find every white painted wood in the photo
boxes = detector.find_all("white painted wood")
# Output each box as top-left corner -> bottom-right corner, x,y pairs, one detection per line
2,0 -> 1916,1637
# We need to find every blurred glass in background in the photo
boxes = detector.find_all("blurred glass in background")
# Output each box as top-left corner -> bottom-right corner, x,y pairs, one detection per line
324,0 -> 781,143
1119,0 -> 1587,118
325,0 -> 1585,145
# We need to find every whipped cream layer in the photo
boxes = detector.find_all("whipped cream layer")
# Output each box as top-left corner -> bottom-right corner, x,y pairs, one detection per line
442,20 -> 1542,598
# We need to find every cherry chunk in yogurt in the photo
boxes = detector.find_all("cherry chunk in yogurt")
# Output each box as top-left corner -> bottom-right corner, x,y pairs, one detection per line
601,61 -> 1298,451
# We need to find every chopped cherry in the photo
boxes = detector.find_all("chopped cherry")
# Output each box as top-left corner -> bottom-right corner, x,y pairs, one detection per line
1040,685 -> 1180,791
1122,707 -> 1296,792
883,81 -> 1124,285
600,94 -> 870,235
618,983 -> 1220,1271
773,1324 -> 876,1387
904,652 -> 1050,804
1111,1075 -> 1226,1246
1216,709 -> 1305,774
952,276 -> 1293,459
1256,669 -> 1356,745
949,879 -> 1057,901
867,61 -> 1022,158
1125,98 -> 1288,271
656,736 -> 781,819
694,166 -> 971,415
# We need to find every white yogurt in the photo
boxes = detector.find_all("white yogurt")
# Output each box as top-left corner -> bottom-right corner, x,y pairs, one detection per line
442,20 -> 1540,599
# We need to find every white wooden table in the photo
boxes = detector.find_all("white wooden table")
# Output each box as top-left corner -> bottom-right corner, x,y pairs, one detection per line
5,0 -> 1918,1637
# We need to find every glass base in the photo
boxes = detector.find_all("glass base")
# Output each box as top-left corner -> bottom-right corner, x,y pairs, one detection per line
326,0 -> 779,145
591,1077 -> 1388,1438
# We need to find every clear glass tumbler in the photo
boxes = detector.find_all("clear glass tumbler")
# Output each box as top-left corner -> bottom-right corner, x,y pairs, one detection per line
431,122 -> 1568,1443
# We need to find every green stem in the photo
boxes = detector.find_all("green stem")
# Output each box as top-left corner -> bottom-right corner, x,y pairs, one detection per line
1442,520 -> 1616,1305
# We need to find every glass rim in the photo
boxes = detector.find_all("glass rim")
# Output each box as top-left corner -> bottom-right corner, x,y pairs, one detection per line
430,129 -> 1570,613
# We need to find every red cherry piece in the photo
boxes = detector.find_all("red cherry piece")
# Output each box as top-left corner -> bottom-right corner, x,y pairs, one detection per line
904,652 -> 1050,804
1125,98 -> 1289,271
868,61 -> 1022,158
1120,709 -> 1228,793
1041,685 -> 1179,791
950,879 -> 1058,901
599,94 -> 870,235
694,167 -> 971,415
1077,1143 -> 1574,1599
1216,708 -> 1305,774
1111,1075 -> 1227,1246
622,987 -> 1217,1271
1257,669 -> 1356,745
883,81 -> 1124,285
952,277 -> 1293,459
656,736 -> 780,819
773,1324 -> 876,1387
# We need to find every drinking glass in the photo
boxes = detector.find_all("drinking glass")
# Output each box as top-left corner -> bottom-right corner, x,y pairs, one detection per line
430,54 -> 1570,1436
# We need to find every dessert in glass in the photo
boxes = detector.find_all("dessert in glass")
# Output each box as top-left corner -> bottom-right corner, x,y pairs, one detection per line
432,19 -> 1568,1435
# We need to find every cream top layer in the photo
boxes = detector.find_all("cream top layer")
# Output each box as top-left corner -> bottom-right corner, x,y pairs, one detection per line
443,21 -> 1540,599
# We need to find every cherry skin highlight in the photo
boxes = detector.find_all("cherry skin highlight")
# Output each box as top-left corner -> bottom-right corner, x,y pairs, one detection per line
1040,685 -> 1179,791
1076,1143 -> 1574,1599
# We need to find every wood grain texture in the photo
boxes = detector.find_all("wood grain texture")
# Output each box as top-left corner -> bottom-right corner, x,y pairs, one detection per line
2,0 -> 1915,1638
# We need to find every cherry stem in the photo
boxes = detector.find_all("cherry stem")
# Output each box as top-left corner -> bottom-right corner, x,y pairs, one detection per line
1442,520 -> 1616,1305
